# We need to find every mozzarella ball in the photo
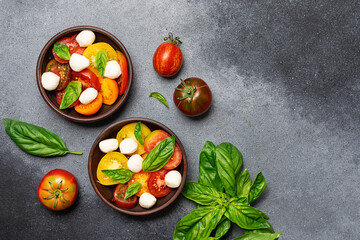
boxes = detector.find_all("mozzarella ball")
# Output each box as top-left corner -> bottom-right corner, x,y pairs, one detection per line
119,138 -> 138,155
99,138 -> 119,153
127,154 -> 143,173
139,193 -> 157,209
41,72 -> 60,91
104,60 -> 121,79
76,30 -> 96,47
79,88 -> 98,104
69,53 -> 90,72
165,170 -> 182,188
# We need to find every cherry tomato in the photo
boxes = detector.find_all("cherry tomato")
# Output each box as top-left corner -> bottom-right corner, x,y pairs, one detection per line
46,59 -> 71,91
116,51 -> 129,95
71,69 -> 100,91
38,169 -> 78,211
148,169 -> 172,197
173,77 -> 212,117
153,33 -> 183,77
100,78 -> 118,105
52,34 -> 86,63
55,88 -> 79,108
74,92 -> 103,115
113,183 -> 137,209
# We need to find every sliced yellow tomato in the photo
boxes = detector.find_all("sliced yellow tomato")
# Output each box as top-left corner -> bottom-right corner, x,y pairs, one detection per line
128,171 -> 151,197
83,42 -> 118,77
116,123 -> 151,155
96,152 -> 128,185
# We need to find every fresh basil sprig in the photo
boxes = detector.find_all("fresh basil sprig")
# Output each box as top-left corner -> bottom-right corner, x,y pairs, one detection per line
95,49 -> 107,77
59,81 -> 82,109
124,182 -> 142,199
142,136 -> 175,172
134,122 -> 144,145
101,168 -> 133,183
149,92 -> 169,108
53,42 -> 71,60
3,119 -> 82,157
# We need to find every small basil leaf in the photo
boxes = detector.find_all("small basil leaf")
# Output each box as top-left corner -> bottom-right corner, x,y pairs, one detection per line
53,42 -> 70,60
181,182 -> 222,205
142,136 -> 175,172
149,92 -> 169,108
124,182 -> 142,199
214,217 -> 231,239
101,169 -> 133,183
232,231 -> 282,240
134,122 -> 144,145
237,169 -> 252,199
59,81 -> 82,109
95,49 -> 107,77
248,172 -> 267,203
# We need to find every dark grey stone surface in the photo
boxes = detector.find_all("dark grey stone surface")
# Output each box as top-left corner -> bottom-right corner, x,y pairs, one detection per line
0,0 -> 359,239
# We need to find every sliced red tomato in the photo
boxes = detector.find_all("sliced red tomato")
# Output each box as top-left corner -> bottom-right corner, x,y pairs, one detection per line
55,88 -> 79,108
52,34 -> 86,63
46,59 -> 71,91
163,144 -> 182,170
71,69 -> 100,91
148,169 -> 172,197
116,51 -> 129,95
113,183 -> 137,209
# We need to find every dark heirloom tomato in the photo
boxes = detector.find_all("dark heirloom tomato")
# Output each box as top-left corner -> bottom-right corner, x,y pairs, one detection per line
52,34 -> 86,63
148,169 -> 172,197
46,59 -> 71,91
113,183 -> 137,209
71,69 -> 100,91
173,78 -> 212,117
153,33 -> 183,77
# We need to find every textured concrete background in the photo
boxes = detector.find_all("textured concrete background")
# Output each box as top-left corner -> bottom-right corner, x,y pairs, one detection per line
0,0 -> 359,239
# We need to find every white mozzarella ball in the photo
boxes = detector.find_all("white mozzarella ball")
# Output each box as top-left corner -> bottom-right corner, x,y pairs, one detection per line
41,72 -> 60,91
119,138 -> 138,155
139,193 -> 157,209
127,154 -> 143,173
99,138 -> 119,153
165,170 -> 182,188
69,53 -> 90,72
76,30 -> 95,47
79,88 -> 98,104
104,60 -> 121,79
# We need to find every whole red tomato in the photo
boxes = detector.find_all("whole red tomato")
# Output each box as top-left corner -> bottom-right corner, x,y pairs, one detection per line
38,169 -> 78,211
153,33 -> 183,77
173,78 -> 212,117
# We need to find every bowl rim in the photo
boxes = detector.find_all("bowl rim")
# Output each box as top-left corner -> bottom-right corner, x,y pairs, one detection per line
36,25 -> 133,123
88,117 -> 188,216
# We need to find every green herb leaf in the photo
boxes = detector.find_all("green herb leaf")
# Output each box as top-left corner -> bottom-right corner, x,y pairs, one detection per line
214,217 -> 231,239
182,182 -> 222,205
215,142 -> 243,197
248,172 -> 267,203
3,119 -> 82,157
95,49 -> 108,77
149,92 -> 169,108
101,169 -> 133,183
174,206 -> 225,240
232,231 -> 282,240
59,81 -> 82,109
124,182 -> 142,199
199,141 -> 223,192
237,169 -> 252,199
142,136 -> 175,172
134,122 -> 144,145
53,42 -> 70,60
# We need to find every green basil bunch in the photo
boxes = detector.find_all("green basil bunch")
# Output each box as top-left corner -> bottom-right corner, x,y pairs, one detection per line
173,141 -> 282,240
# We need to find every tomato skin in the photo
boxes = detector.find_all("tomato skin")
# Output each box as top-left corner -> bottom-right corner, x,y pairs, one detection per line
173,77 -> 212,117
71,69 -> 100,91
116,51 -> 129,95
113,184 -> 137,209
46,59 -> 71,91
74,92 -> 103,115
38,169 -> 78,211
52,34 -> 86,63
148,169 -> 172,197
163,144 -> 182,170
153,42 -> 183,77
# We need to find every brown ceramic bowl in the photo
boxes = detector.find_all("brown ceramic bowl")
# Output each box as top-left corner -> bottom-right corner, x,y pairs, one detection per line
36,26 -> 133,123
88,118 -> 187,215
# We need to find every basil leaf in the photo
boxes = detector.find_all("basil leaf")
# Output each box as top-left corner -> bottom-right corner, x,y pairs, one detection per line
3,119 -> 82,157
214,217 -> 231,239
95,49 -> 107,77
142,136 -> 175,172
199,141 -> 223,192
182,182 -> 223,205
124,182 -> 142,199
53,42 -> 70,60
237,169 -> 252,199
233,232 -> 282,240
248,172 -> 267,203
59,81 -> 82,109
134,122 -> 144,145
225,202 -> 271,230
215,142 -> 243,197
101,169 -> 133,183
174,206 -> 225,240
149,92 -> 169,108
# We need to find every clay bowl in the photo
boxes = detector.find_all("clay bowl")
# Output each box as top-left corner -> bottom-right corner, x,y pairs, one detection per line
88,118 -> 188,215
36,26 -> 133,123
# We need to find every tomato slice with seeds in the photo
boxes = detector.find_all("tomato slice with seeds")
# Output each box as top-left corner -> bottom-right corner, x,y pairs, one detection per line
113,184 -> 137,209
148,169 -> 171,197
46,59 -> 71,91
52,34 -> 86,63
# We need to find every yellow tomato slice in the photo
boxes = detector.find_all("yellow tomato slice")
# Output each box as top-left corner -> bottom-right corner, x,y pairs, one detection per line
116,123 -> 151,155
128,171 -> 151,197
96,152 -> 128,185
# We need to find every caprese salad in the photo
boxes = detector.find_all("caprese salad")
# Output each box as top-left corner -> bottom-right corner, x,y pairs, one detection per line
41,30 -> 129,115
96,122 -> 183,209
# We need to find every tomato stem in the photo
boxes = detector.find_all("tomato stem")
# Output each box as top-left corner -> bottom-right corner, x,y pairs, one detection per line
68,150 -> 83,155
176,79 -> 196,103
164,32 -> 182,45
